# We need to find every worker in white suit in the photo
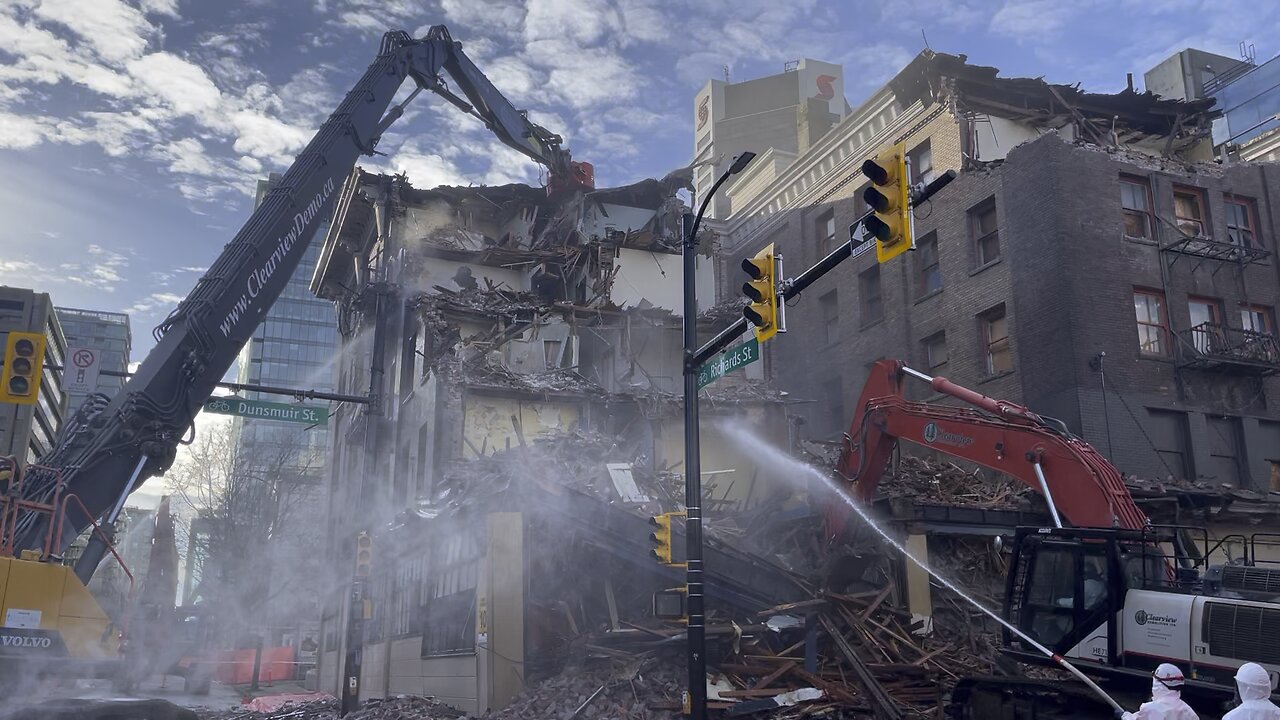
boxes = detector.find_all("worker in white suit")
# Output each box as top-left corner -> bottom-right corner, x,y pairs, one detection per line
1121,663 -> 1198,720
1223,663 -> 1280,720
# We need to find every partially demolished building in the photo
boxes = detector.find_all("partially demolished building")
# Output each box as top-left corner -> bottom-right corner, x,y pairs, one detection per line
308,169 -> 796,710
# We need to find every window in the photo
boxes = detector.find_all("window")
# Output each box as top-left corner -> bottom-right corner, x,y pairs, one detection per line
971,200 -> 1000,265
1120,176 -> 1153,239
923,332 -> 947,370
916,232 -> 941,296
420,530 -> 481,656
816,209 -> 836,251
1225,196 -> 1258,248
1241,304 -> 1275,335
859,266 -> 882,323
1134,290 -> 1169,356
981,305 -> 1012,374
1173,187 -> 1207,237
908,139 -> 934,185
824,377 -> 844,436
1188,297 -> 1223,354
819,290 -> 839,345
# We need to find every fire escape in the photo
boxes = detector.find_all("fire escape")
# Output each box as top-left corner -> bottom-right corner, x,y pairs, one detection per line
1158,214 -> 1280,380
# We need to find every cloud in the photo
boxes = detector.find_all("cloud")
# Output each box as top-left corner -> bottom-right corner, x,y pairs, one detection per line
122,291 -> 185,316
990,0 -> 1079,41
32,0 -> 155,64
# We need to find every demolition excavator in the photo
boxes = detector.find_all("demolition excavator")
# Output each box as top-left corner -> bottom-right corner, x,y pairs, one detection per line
0,24 -> 590,710
832,359 -> 1280,718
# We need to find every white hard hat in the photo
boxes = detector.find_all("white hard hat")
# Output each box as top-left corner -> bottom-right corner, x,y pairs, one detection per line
1154,663 -> 1185,688
1237,662 -> 1273,693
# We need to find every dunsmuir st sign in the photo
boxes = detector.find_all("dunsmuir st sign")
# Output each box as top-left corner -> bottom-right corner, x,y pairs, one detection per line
696,337 -> 760,389
202,397 -> 328,427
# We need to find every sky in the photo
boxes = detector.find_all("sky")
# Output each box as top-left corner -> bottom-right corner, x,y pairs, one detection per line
0,0 -> 1274,358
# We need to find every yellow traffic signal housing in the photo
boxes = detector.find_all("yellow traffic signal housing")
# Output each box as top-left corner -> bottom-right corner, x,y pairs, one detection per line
0,331 -> 47,406
648,512 -> 686,567
861,143 -> 913,263
741,243 -> 779,343
354,531 -> 373,578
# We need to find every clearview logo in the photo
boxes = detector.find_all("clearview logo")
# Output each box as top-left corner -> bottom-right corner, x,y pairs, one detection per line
219,177 -> 336,337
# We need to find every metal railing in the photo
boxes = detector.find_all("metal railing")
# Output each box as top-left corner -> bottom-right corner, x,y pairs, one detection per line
1180,322 -> 1280,370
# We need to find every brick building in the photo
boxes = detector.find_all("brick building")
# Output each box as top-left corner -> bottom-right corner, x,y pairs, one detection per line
719,51 -> 1280,490
308,169 -> 795,710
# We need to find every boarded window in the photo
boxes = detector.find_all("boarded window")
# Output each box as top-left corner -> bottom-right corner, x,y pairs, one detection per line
1207,415 -> 1243,487
1146,409 -> 1191,480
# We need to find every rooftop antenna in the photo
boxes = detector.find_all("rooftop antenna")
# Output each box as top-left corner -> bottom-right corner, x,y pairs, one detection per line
921,29 -> 931,51
723,65 -> 730,83
1240,41 -> 1256,64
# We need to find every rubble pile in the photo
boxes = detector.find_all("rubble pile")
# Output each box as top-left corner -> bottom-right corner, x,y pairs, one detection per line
876,455 -> 1033,509
198,695 -> 465,720
477,658 -> 684,720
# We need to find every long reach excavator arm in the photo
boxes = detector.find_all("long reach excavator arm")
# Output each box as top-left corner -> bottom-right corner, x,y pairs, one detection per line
8,26 -> 592,582
833,359 -> 1147,532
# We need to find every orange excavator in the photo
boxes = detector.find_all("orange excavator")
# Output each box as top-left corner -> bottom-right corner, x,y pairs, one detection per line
830,359 -> 1280,719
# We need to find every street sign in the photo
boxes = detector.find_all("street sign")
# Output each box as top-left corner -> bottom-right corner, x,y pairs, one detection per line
202,396 -> 329,427
65,346 -> 101,395
696,337 -> 760,389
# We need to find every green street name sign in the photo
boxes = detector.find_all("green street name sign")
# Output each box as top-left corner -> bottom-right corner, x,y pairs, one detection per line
697,337 -> 760,389
202,397 -> 329,427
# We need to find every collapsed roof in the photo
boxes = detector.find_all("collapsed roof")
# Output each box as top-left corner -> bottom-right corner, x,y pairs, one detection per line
891,50 -> 1219,155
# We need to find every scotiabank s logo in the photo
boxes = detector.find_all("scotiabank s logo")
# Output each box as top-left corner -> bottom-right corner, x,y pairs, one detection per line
815,74 -> 836,101
697,96 -> 709,130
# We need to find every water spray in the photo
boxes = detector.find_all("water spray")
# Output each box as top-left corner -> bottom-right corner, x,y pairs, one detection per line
717,423 -> 1127,716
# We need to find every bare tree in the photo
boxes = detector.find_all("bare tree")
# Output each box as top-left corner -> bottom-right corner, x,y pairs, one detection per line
166,419 -> 327,639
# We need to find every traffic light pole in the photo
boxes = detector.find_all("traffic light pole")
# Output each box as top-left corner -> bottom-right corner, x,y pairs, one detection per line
680,152 -> 757,718
690,170 -> 956,368
681,210 -> 709,720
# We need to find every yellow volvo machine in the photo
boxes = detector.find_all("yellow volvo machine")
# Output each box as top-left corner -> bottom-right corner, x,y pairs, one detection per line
0,456 -> 124,695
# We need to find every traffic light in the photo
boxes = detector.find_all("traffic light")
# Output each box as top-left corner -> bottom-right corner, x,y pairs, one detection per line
741,243 -> 779,343
354,531 -> 373,578
652,588 -> 687,620
861,143 -> 913,263
0,332 -> 46,406
648,512 -> 686,567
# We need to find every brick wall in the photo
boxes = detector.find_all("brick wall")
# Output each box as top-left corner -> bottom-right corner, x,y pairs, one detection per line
731,126 -> 1280,489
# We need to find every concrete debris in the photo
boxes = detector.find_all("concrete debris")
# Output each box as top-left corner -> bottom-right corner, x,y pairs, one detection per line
197,695 -> 465,720
474,658 -> 685,720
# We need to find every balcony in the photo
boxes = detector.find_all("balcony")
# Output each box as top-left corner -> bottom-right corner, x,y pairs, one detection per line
1161,235 -> 1271,272
1179,322 -> 1280,376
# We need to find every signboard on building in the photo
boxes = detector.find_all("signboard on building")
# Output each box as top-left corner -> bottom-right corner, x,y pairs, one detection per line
64,347 -> 100,395
202,397 -> 329,427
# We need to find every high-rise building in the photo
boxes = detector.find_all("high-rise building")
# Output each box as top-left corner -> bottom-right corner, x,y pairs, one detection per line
54,307 -> 131,416
231,174 -> 337,479
692,59 -> 848,219
225,174 -> 337,654
0,287 -> 68,462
